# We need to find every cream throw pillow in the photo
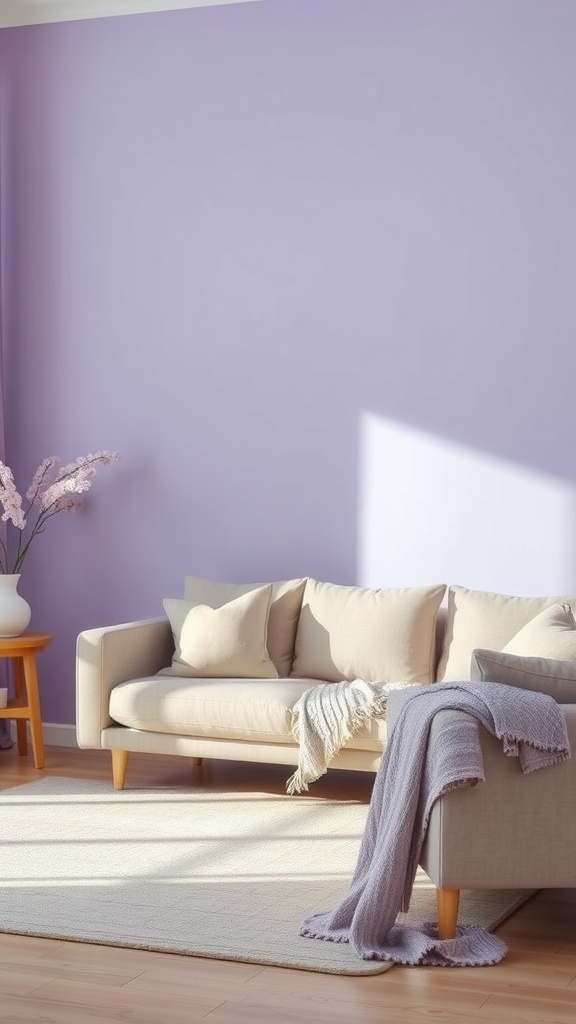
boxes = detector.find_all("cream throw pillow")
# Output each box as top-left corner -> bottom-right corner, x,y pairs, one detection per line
162,584 -> 278,679
502,602 -> 576,660
290,579 -> 446,683
183,576 -> 306,676
437,585 -> 576,681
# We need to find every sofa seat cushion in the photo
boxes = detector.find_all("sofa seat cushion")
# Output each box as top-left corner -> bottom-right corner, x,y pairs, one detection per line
108,676 -> 387,751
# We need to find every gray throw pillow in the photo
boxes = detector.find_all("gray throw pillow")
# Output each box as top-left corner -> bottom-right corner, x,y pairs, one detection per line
470,648 -> 576,703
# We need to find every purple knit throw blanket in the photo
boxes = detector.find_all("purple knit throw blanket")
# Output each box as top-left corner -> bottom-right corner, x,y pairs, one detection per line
300,681 -> 571,967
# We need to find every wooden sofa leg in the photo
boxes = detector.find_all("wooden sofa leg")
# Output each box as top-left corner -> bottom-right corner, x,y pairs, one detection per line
192,757 -> 203,766
111,749 -> 129,790
436,887 -> 460,939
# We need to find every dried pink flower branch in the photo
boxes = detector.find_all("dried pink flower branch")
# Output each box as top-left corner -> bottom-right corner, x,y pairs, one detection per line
0,451 -> 119,573
0,464 -> 26,532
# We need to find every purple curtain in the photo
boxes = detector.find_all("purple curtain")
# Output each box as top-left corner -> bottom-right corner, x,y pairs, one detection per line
0,144 -> 14,749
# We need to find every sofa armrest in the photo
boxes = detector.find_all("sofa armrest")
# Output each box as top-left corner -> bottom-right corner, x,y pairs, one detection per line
387,688 -> 576,888
76,617 -> 174,748
386,685 -> 420,733
421,704 -> 576,889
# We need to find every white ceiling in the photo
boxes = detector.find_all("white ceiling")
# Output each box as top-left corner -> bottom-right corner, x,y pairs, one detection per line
0,0 -> 262,28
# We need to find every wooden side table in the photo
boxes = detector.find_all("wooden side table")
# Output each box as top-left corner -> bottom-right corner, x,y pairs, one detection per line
0,632 -> 52,769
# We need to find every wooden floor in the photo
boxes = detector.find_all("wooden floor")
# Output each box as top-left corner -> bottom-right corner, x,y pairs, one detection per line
0,745 -> 575,1024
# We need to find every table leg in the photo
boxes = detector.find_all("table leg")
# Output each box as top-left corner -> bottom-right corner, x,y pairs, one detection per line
13,658 -> 28,756
22,651 -> 45,769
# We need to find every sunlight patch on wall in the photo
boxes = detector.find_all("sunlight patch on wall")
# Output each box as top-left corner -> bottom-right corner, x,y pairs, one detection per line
0,0 -> 262,29
358,413 -> 576,595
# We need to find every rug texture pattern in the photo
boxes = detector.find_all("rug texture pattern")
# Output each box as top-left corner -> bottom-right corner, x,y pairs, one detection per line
0,777 -> 534,975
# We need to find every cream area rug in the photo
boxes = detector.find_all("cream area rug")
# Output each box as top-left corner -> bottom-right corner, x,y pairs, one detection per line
0,776 -> 534,976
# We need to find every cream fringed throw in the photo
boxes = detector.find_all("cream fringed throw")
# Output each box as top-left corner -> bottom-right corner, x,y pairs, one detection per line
299,681 -> 571,967
286,679 -> 412,795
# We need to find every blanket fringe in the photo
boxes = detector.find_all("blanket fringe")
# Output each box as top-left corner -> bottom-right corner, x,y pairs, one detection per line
287,680 -> 413,794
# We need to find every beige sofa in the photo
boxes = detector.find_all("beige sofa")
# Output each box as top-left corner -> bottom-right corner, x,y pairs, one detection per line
77,576 -> 576,796
76,576 -> 445,788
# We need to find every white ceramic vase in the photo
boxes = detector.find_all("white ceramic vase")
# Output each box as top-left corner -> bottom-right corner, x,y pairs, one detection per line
0,574 -> 31,637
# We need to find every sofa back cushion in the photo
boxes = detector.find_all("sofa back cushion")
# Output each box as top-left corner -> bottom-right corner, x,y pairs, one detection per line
290,579 -> 446,683
162,585 -> 278,678
183,576 -> 307,676
437,585 -> 576,681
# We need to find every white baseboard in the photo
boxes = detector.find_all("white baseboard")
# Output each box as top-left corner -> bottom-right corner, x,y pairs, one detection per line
9,721 -> 78,748
43,723 -> 79,748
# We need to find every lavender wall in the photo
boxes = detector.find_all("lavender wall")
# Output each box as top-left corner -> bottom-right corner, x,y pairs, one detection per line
1,0 -> 576,726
